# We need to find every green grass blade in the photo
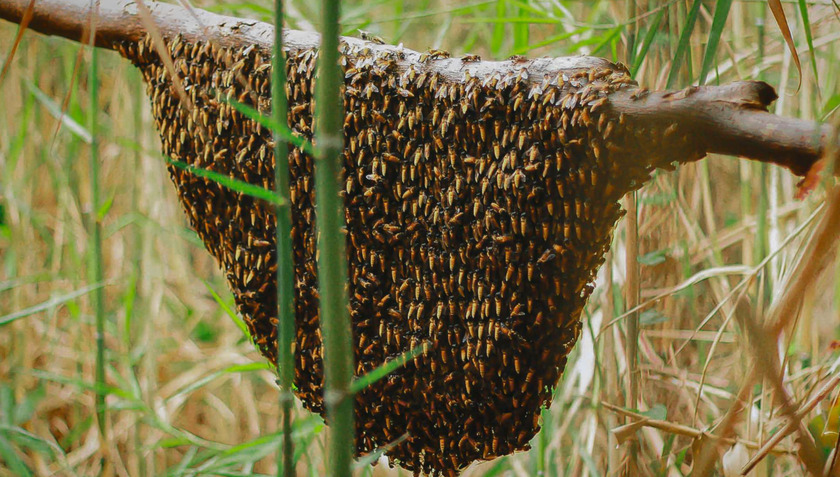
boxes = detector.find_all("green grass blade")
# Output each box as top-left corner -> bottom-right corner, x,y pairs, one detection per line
350,343 -> 428,394
626,0 -> 637,69
513,28 -> 583,55
25,80 -> 91,144
666,0 -> 702,88
462,16 -> 562,24
699,0 -> 733,85
797,0 -> 820,89
202,279 -> 250,339
591,25 -> 624,57
0,433 -> 32,477
0,283 -> 104,327
352,433 -> 409,469
512,3 -> 529,52
491,0 -> 506,56
223,97 -> 314,155
165,363 -> 272,404
165,157 -> 284,205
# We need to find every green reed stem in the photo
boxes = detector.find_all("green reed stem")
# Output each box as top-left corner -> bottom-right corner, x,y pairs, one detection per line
314,1 -> 354,476
272,0 -> 296,476
87,0 -> 107,449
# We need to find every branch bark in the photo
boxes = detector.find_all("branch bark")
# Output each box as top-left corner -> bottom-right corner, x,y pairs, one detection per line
0,0 -> 834,177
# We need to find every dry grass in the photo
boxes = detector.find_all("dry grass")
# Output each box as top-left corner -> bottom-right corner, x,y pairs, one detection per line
1,1 -> 839,476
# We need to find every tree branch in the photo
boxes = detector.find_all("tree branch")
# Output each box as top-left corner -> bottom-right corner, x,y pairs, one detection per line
0,0 -> 834,178
608,83 -> 832,176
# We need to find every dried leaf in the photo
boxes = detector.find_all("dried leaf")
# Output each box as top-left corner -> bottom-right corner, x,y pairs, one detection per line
721,443 -> 749,477
611,419 -> 647,445
0,0 -> 36,85
767,0 -> 803,89
795,159 -> 823,200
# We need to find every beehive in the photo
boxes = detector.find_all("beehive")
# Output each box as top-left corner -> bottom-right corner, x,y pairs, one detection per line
117,34 -> 695,475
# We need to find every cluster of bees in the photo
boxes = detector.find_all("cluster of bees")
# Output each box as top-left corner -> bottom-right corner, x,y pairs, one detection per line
117,33 -> 689,475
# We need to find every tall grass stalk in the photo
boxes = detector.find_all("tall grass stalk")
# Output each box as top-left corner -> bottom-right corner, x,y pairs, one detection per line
129,66 -> 146,477
272,0 -> 296,475
623,192 -> 640,471
314,1 -> 355,475
86,0 -> 108,451
623,2 -> 640,471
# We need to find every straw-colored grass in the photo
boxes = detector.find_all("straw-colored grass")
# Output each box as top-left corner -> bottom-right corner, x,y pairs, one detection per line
1,1 -> 839,475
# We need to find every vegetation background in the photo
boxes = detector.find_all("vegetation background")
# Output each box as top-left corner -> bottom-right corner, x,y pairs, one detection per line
1,0 -> 839,475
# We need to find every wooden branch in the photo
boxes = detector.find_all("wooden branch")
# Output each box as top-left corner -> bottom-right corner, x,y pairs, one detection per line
609,84 -> 832,177
0,0 -> 834,178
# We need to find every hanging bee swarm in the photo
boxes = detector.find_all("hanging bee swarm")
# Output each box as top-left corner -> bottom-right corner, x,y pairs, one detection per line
112,34 -> 785,475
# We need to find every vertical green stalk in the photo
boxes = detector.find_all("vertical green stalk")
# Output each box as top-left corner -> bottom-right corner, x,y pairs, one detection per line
755,9 -> 771,302
666,0 -> 702,88
273,1 -> 295,476
314,1 -> 354,476
513,2 -> 529,53
130,69 -> 146,477
491,1 -> 506,57
623,192 -> 640,472
87,0 -> 107,447
698,0 -> 734,86
625,0 -> 637,68
623,2 -> 640,472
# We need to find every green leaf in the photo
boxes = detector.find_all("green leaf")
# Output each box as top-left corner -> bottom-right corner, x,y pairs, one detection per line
591,25 -> 624,58
797,0 -> 820,89
222,97 -> 315,155
640,309 -> 670,326
353,433 -> 409,469
12,384 -> 45,425
96,194 -> 115,221
640,404 -> 667,421
350,342 -> 429,394
460,16 -> 564,24
0,283 -> 104,327
698,0 -> 733,85
822,94 -> 840,121
638,250 -> 667,266
157,437 -> 190,449
192,320 -> 219,343
0,434 -> 31,477
0,424 -> 61,457
202,279 -> 250,340
631,7 -> 667,76
25,81 -> 91,144
491,0 -> 506,55
666,0 -> 702,88
165,157 -> 284,206
512,29 -> 583,55
165,362 -> 272,404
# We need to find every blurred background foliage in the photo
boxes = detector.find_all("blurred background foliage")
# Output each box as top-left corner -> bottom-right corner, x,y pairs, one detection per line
1,0 -> 839,475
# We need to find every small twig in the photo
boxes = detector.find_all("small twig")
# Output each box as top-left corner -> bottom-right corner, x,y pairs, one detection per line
132,0 -> 195,113
768,174 -> 840,336
691,366 -> 759,476
602,401 -> 796,455
740,372 -> 840,474
0,0 -> 34,83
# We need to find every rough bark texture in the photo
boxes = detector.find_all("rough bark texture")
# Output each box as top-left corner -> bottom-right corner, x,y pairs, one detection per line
1,1 -> 835,475
0,0 -> 832,176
